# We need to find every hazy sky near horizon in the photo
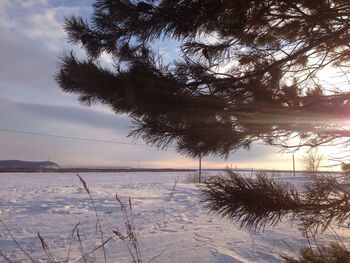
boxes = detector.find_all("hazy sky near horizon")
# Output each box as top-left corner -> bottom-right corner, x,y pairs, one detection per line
0,0 -> 340,170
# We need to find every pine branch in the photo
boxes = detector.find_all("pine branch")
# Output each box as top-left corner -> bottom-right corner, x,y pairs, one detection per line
202,170 -> 302,230
202,169 -> 350,233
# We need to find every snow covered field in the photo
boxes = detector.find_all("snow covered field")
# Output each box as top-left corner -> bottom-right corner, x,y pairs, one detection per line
1,171 -> 350,262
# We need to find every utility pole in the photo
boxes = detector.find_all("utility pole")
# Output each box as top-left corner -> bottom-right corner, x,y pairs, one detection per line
199,153 -> 202,183
293,153 -> 296,176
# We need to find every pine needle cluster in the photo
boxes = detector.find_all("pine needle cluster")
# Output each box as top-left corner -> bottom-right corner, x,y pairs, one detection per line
202,169 -> 350,233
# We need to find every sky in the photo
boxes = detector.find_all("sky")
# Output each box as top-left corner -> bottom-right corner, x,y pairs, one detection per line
0,0 -> 342,170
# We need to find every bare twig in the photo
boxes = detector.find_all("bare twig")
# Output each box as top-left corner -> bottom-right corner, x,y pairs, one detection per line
38,233 -> 56,263
169,176 -> 179,200
113,229 -> 137,262
76,228 -> 88,263
66,222 -> 80,263
73,237 -> 113,263
281,239 -> 302,262
146,244 -> 172,263
0,220 -> 35,263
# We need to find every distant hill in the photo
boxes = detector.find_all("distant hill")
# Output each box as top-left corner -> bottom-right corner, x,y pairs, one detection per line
0,160 -> 59,169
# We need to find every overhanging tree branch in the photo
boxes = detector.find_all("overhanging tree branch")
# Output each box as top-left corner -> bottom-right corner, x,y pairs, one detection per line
57,0 -> 350,157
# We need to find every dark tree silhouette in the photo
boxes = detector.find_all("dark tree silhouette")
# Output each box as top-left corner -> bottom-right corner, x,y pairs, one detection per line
56,0 -> 350,158
57,0 -> 350,243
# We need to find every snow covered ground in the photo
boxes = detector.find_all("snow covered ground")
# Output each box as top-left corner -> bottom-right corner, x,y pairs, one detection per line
1,171 -> 349,262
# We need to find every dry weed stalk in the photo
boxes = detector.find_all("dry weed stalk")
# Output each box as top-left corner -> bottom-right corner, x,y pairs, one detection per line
114,194 -> 142,263
66,222 -> 80,262
76,227 -> 88,263
77,174 -> 108,263
38,232 -> 56,262
169,176 -> 179,200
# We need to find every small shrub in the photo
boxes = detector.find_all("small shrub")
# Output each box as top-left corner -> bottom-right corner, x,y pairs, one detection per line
282,242 -> 350,263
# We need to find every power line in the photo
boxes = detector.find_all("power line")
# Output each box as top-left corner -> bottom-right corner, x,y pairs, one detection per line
0,128 -> 288,158
0,128 -> 146,146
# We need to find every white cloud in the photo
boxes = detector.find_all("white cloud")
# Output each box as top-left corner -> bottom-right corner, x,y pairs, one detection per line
0,0 -> 91,51
27,8 -> 66,50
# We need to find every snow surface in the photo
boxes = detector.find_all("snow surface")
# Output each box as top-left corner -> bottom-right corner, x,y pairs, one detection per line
0,171 -> 349,262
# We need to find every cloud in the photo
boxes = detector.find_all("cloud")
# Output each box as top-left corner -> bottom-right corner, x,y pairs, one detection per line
0,96 -> 132,133
0,31 -> 56,90
0,1 -> 80,94
0,0 -> 92,50
20,102 -> 132,132
0,0 -> 94,102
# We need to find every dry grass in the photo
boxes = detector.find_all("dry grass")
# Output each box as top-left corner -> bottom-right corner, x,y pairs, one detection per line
282,242 -> 350,263
0,174 -> 142,263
